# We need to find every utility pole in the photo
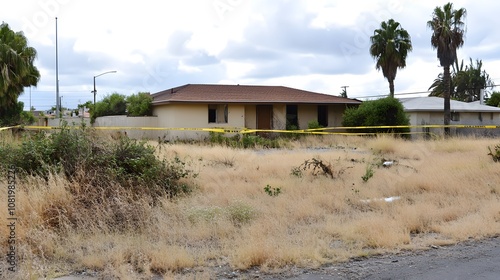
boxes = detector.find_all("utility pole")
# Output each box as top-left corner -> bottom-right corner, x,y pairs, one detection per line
55,17 -> 60,117
340,86 -> 349,98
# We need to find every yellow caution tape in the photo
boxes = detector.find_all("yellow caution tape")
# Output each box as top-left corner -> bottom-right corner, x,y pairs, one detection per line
0,124 -> 498,137
0,125 -> 21,131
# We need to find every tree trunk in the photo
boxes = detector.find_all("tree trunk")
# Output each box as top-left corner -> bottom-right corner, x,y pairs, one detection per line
443,65 -> 451,136
389,79 -> 395,98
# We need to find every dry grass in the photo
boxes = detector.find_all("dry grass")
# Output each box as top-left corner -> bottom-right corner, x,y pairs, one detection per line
1,134 -> 500,279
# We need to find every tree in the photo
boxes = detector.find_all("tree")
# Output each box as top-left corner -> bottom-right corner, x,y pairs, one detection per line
127,92 -> 153,116
342,97 -> 410,134
486,92 -> 500,107
369,19 -> 412,97
427,2 -> 467,135
429,58 -> 492,102
0,22 -> 40,125
339,87 -> 348,98
455,59 -> 492,102
91,93 -> 127,123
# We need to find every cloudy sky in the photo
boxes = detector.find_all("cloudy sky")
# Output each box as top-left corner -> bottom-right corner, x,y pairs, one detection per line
3,0 -> 500,110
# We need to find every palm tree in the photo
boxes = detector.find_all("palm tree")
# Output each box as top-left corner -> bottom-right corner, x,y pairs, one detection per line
427,2 -> 466,135
0,22 -> 40,121
429,58 -> 492,102
428,59 -> 463,99
370,19 -> 412,98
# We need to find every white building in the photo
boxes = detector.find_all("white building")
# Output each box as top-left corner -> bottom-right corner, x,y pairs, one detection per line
400,97 -> 500,138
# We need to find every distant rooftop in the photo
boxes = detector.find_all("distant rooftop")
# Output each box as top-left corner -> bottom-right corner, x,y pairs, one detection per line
400,97 -> 500,112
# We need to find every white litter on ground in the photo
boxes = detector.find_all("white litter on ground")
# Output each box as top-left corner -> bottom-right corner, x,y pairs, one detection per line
382,161 -> 394,167
360,196 -> 401,203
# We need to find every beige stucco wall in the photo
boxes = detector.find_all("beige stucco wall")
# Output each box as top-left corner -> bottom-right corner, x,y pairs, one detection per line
297,105 -> 317,129
329,104 -> 349,127
273,104 -> 286,130
153,103 -> 246,140
93,115 -> 160,139
408,111 -> 500,138
48,117 -> 90,127
295,104 -> 348,130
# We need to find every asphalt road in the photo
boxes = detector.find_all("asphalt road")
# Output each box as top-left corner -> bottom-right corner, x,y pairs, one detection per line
273,236 -> 500,280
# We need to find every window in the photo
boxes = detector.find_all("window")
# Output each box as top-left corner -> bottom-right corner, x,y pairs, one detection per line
451,112 -> 460,122
286,105 -> 298,129
318,105 -> 328,127
208,104 -> 228,123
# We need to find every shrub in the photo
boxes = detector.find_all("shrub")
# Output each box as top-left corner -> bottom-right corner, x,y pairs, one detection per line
127,92 -> 153,116
362,164 -> 374,182
486,92 -> 500,107
264,184 -> 281,196
91,93 -> 127,123
342,97 -> 410,134
307,120 -> 323,130
0,101 -> 25,126
5,124 -> 194,198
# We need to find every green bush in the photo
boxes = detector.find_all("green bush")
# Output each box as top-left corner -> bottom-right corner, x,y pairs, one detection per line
264,184 -> 281,196
307,120 -> 323,130
91,93 -> 127,123
1,124 -> 193,198
486,92 -> 500,107
0,101 -> 25,126
342,97 -> 410,134
127,92 -> 153,116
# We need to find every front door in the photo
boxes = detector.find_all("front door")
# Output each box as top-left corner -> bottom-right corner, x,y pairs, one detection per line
256,105 -> 273,130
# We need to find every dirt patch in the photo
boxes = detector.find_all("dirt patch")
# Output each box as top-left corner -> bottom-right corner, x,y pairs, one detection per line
256,236 -> 500,280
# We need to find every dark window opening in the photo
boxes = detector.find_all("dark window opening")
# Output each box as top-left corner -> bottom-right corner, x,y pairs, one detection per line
208,105 -> 217,123
318,105 -> 328,127
286,105 -> 298,129
208,104 -> 228,123
451,112 -> 460,122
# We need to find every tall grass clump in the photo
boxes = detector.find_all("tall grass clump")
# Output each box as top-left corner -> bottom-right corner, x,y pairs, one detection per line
208,131 -> 285,149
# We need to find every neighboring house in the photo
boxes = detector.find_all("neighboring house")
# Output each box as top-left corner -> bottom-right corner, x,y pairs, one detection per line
400,96 -> 500,137
151,84 -> 361,140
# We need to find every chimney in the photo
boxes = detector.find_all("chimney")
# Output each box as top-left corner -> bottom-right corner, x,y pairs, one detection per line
480,89 -> 484,105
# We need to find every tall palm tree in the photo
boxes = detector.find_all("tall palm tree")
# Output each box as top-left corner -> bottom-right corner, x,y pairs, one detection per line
428,59 -> 463,99
427,2 -> 466,135
370,19 -> 412,98
0,22 -> 40,116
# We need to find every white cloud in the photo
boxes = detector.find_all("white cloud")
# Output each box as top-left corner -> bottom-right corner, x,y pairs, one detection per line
2,0 -> 500,110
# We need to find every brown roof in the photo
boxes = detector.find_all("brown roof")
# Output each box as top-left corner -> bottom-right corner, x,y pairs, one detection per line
151,84 -> 361,105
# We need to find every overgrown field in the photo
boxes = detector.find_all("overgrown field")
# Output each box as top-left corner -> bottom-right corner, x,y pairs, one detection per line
0,129 -> 499,279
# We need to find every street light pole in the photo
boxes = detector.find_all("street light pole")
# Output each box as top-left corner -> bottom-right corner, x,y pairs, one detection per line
92,70 -> 117,107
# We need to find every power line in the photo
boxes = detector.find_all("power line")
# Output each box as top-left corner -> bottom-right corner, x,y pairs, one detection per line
351,90 -> 431,99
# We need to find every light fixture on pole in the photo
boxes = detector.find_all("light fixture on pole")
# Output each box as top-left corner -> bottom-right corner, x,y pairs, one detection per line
92,70 -> 117,107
